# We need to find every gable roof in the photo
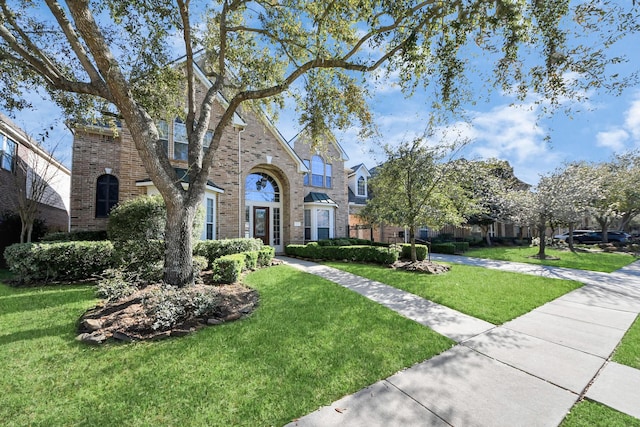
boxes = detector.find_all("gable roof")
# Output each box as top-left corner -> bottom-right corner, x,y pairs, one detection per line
289,126 -> 349,162
192,57 -> 309,174
348,163 -> 371,178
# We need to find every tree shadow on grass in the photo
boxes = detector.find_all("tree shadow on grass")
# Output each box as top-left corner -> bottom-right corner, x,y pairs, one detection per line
0,286 -> 95,316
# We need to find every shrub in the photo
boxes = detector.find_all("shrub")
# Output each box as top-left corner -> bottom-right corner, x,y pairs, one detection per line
452,242 -> 469,253
285,243 -> 397,264
194,238 -> 264,267
212,253 -> 246,283
4,241 -> 115,284
96,268 -> 139,302
108,195 -> 204,242
113,239 -> 164,277
430,243 -> 456,254
257,246 -> 275,267
400,244 -> 428,261
41,230 -> 108,242
142,284 -> 220,331
243,251 -> 259,270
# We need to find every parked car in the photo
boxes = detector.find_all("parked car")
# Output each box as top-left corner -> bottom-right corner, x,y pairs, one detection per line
574,231 -> 629,244
554,230 -> 594,241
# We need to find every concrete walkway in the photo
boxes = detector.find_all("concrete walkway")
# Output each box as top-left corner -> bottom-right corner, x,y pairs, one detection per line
279,255 -> 640,427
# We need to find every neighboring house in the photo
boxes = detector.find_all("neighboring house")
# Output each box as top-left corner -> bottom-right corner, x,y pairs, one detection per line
346,161 -> 531,243
69,62 -> 351,253
0,112 -> 70,233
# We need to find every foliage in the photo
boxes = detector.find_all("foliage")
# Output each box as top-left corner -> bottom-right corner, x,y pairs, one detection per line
193,238 -> 264,268
212,254 -> 246,284
400,244 -> 428,261
286,243 -> 398,264
112,239 -> 165,279
0,211 -> 47,267
41,230 -> 108,242
95,268 -> 139,302
430,243 -> 456,255
107,195 -> 167,241
2,1 -> 636,286
257,246 -> 275,268
4,241 -> 115,284
142,284 -> 221,331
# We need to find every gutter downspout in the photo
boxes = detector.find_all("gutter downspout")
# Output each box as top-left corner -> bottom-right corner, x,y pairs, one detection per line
237,125 -> 245,238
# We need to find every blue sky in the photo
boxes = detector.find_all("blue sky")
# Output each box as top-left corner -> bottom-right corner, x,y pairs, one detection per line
3,9 -> 639,186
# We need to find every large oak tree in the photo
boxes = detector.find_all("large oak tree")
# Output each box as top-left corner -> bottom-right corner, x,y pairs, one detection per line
1,0 -> 637,286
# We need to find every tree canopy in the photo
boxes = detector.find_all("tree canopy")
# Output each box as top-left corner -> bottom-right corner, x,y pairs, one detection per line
1,0 -> 637,285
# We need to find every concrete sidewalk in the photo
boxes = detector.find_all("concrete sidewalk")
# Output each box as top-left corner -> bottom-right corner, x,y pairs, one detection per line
280,256 -> 640,427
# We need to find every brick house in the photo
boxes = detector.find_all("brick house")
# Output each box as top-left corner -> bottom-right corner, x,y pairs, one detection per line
69,63 -> 351,253
0,112 -> 70,234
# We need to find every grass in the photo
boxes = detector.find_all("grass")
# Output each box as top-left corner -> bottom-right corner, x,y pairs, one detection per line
324,261 -> 582,324
464,246 -> 636,272
0,265 -> 453,427
612,314 -> 640,369
561,400 -> 640,427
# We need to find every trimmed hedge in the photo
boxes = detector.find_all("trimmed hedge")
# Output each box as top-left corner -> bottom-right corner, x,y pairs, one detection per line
257,246 -> 275,267
430,243 -> 456,254
4,241 -> 115,284
400,244 -> 428,261
41,230 -> 108,242
212,253 -> 246,283
285,243 -> 398,264
194,238 -> 264,267
453,241 -> 469,253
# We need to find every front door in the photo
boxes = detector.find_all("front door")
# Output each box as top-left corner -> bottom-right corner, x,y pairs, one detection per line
253,206 -> 269,246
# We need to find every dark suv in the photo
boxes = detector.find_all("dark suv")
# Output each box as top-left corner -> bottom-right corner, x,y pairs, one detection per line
575,231 -> 629,244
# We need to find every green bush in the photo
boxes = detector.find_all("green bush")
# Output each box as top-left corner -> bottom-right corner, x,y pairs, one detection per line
285,243 -> 397,264
212,253 -> 246,284
41,230 -> 108,242
107,195 -> 204,242
453,241 -> 469,253
430,243 -> 456,254
400,244 -> 428,261
142,284 -> 220,331
257,246 -> 275,267
4,241 -> 115,284
194,238 -> 264,267
243,251 -> 259,270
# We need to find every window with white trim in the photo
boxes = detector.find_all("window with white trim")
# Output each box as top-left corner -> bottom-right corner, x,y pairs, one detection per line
307,155 -> 332,188
357,176 -> 366,196
173,119 -> 188,161
205,197 -> 215,240
157,120 -> 169,155
1,135 -> 16,171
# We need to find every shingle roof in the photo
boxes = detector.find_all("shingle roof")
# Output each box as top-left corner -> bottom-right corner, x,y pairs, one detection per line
303,191 -> 337,205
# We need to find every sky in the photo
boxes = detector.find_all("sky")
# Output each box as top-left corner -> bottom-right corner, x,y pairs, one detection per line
3,6 -> 640,186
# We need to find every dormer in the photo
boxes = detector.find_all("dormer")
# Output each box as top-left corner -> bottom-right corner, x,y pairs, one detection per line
348,163 -> 371,202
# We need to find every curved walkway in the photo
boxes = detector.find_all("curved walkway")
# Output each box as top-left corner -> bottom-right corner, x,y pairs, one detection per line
280,255 -> 640,427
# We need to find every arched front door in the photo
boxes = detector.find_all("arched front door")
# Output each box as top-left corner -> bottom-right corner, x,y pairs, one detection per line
245,172 -> 282,252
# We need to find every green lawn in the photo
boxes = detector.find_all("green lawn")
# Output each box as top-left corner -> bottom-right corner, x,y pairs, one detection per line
612,314 -> 640,369
324,261 -> 582,324
561,400 -> 640,427
0,265 -> 453,427
464,246 -> 636,272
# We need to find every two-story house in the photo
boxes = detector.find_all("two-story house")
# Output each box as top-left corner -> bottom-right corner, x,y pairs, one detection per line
69,62 -> 351,253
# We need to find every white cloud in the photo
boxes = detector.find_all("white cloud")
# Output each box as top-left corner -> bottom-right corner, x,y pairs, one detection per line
595,129 -> 629,151
624,94 -> 640,141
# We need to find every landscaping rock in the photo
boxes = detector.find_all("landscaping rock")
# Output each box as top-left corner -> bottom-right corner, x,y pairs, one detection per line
82,318 -> 102,331
391,260 -> 450,274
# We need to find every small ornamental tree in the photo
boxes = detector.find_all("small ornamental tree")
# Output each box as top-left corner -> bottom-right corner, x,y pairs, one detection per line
361,138 -> 475,262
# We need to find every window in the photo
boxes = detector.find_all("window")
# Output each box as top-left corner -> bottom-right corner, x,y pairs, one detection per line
308,155 -> 332,188
304,209 -> 311,241
1,135 -> 16,171
157,120 -> 169,155
245,173 -> 279,202
205,197 -> 215,240
303,159 -> 310,185
95,174 -> 119,218
273,207 -> 281,246
173,120 -> 188,161
317,209 -> 330,240
357,176 -> 366,196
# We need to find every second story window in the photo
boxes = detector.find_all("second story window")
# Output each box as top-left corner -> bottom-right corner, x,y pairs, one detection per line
157,120 -> 169,155
357,176 -> 366,196
173,120 -> 188,161
308,155 -> 332,188
1,135 -> 16,172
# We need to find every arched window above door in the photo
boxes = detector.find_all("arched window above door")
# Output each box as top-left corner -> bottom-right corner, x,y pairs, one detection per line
245,172 -> 280,202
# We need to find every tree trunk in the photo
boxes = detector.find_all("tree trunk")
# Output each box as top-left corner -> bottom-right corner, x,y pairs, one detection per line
597,217 -> 610,243
163,202 -> 197,287
409,225 -> 417,262
567,223 -> 576,252
481,224 -> 491,246
536,218 -> 547,260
